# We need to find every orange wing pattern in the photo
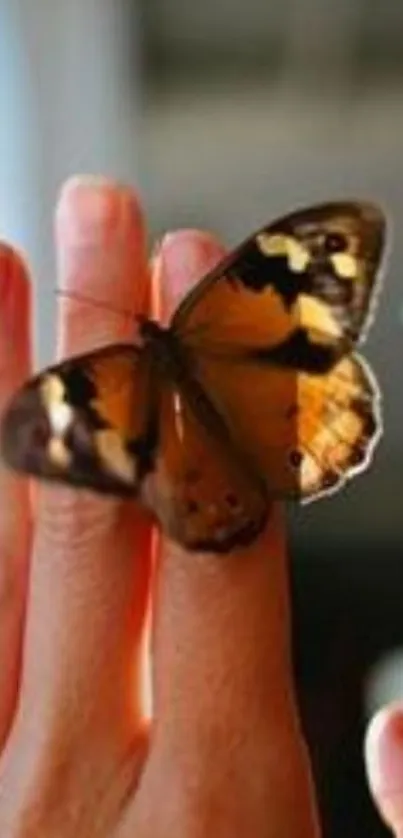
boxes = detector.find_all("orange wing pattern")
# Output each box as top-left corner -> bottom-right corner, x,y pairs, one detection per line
140,381 -> 268,552
189,349 -> 380,501
1,345 -> 154,495
2,341 -> 269,550
173,202 -> 386,372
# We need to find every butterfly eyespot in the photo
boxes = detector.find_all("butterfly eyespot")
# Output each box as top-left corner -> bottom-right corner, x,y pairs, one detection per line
324,232 -> 347,254
289,449 -> 303,469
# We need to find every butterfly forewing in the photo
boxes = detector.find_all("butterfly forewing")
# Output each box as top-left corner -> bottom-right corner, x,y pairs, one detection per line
1,339 -> 269,551
167,201 -> 386,506
1,344 -> 155,495
173,202 -> 386,371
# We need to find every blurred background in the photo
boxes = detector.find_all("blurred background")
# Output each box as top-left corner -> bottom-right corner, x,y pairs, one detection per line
1,0 -> 403,834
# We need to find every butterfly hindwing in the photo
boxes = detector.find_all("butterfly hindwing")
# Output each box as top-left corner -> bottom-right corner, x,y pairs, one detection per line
140,379 -> 268,552
188,349 -> 381,501
1,344 -> 155,495
173,202 -> 386,372
297,354 -> 381,499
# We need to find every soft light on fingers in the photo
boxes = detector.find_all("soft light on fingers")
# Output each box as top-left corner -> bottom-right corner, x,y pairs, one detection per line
56,174 -> 150,355
16,179 -> 154,759
155,229 -> 224,324
141,231 -> 318,838
0,244 -> 32,746
152,231 -> 293,726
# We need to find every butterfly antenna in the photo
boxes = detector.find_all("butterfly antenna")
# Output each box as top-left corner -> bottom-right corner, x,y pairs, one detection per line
55,288 -> 137,321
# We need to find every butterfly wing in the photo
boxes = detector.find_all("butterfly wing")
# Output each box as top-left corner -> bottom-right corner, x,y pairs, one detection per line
171,202 -> 386,501
140,377 -> 268,552
0,201 -> 387,548
172,202 -> 386,371
184,349 -> 381,500
0,344 -> 156,496
1,341 -> 268,551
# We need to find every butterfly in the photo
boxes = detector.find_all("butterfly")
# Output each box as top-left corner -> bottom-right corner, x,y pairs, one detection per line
0,202 -> 387,552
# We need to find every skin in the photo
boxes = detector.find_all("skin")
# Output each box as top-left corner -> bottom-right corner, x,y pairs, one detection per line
0,175 -> 396,838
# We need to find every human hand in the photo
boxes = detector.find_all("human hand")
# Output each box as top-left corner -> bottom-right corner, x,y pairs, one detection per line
0,177 -> 320,838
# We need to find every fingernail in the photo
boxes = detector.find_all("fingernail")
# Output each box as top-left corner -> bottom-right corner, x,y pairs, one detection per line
159,229 -> 225,303
160,229 -> 222,275
366,707 -> 403,795
56,175 -> 136,246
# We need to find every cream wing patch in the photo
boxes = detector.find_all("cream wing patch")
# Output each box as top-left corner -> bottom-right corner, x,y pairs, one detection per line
48,401 -> 73,436
95,429 -> 136,484
330,252 -> 359,280
48,437 -> 72,468
40,374 -> 73,434
295,294 -> 342,344
40,374 -> 74,468
256,232 -> 310,273
41,373 -> 65,407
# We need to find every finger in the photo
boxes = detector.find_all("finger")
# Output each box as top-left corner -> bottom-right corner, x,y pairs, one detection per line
143,232 -> 318,835
16,178 -> 153,758
365,704 -> 403,836
0,244 -> 32,746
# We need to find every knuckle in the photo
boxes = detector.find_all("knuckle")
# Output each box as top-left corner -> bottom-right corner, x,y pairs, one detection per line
36,486 -> 124,556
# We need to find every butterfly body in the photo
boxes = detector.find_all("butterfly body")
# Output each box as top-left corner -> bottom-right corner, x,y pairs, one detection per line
0,201 -> 387,552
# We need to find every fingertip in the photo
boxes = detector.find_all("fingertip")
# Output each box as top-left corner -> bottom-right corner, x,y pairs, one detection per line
0,242 -> 31,367
56,175 -> 145,247
365,704 -> 403,833
0,240 -> 30,291
161,228 -> 224,259
54,176 -> 149,353
155,229 -> 226,320
365,704 -> 403,794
